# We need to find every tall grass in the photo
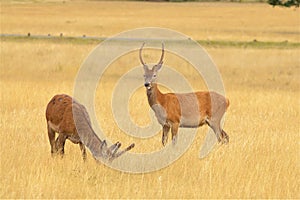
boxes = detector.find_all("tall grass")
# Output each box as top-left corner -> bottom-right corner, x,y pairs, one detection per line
0,1 -> 299,198
1,39 -> 299,198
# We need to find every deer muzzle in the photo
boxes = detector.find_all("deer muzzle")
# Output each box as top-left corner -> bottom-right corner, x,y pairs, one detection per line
144,82 -> 151,90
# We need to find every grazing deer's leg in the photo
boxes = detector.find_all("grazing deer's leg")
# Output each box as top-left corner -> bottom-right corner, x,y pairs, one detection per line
47,125 -> 57,155
79,142 -> 87,161
55,134 -> 67,157
171,123 -> 179,145
162,124 -> 170,146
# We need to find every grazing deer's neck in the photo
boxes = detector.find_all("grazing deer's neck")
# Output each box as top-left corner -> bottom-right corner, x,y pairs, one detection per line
146,83 -> 163,107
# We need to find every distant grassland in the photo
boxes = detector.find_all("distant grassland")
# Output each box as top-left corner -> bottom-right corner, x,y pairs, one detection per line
1,1 -> 299,42
1,1 -> 299,199
1,34 -> 300,48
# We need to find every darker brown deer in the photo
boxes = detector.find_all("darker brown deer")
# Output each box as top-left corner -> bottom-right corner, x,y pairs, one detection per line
140,43 -> 229,146
46,94 -> 135,161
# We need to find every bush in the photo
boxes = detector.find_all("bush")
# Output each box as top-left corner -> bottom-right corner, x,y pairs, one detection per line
268,0 -> 300,7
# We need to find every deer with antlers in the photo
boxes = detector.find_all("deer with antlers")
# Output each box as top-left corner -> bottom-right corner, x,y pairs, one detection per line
46,94 -> 135,161
139,43 -> 229,146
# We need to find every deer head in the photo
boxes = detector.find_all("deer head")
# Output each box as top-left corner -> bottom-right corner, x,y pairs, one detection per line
140,43 -> 165,90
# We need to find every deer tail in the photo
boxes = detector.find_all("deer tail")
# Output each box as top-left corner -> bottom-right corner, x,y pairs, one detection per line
226,98 -> 230,110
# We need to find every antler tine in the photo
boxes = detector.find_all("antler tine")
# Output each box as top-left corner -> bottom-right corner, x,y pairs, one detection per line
139,42 -> 146,66
108,142 -> 121,156
109,143 -> 135,162
157,43 -> 165,65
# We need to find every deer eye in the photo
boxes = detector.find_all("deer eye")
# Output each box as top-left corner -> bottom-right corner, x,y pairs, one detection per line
153,74 -> 157,78
143,75 -> 146,77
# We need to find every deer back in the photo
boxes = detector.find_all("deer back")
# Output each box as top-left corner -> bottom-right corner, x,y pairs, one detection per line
46,94 -> 77,134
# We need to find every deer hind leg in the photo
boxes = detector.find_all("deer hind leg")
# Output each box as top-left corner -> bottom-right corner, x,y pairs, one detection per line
47,125 -> 57,155
79,142 -> 87,161
218,111 -> 229,144
221,129 -> 229,144
171,123 -> 179,145
215,111 -> 229,144
55,134 -> 67,157
162,124 -> 170,146
206,119 -> 222,143
206,118 -> 229,144
209,97 -> 229,144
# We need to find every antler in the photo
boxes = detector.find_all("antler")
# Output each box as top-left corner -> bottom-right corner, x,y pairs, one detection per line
99,141 -> 135,162
140,43 -> 165,66
139,42 -> 146,66
157,43 -> 164,65
109,143 -> 135,162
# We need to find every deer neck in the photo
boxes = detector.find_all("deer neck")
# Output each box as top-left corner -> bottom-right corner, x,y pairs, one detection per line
146,83 -> 163,107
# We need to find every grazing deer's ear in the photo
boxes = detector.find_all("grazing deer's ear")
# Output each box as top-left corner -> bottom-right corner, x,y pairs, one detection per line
101,140 -> 107,149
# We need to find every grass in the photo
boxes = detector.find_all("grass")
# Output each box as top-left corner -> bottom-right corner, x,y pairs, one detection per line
1,1 -> 299,42
2,34 -> 300,48
0,1 -> 299,199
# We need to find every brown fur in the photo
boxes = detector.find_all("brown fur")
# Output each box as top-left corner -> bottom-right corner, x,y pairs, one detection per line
146,83 -> 230,145
46,94 -> 134,161
140,43 -> 229,146
151,84 -> 214,124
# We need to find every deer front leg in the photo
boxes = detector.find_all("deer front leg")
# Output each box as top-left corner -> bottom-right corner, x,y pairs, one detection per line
47,125 -> 57,155
79,142 -> 87,161
162,124 -> 170,146
171,123 -> 179,145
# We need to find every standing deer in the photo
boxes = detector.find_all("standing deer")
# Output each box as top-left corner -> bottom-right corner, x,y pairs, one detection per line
46,94 -> 135,161
139,43 -> 229,146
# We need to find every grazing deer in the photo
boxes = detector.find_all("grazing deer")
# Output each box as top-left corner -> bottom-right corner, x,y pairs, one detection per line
139,43 -> 229,146
46,94 -> 135,161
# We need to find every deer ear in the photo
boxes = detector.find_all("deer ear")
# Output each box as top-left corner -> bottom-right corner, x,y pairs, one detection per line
153,63 -> 162,72
143,64 -> 149,72
101,140 -> 107,149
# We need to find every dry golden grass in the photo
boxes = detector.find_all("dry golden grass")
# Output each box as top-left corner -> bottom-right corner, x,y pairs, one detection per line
1,1 -> 299,42
1,1 -> 299,199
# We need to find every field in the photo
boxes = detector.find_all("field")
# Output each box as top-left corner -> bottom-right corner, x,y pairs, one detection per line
1,0 -> 299,199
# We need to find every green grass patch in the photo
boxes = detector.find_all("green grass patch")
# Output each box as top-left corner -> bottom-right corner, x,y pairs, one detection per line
197,39 -> 300,49
0,34 -> 102,45
1,34 -> 299,49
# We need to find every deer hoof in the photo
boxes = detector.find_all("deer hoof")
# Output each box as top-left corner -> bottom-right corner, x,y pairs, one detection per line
163,138 -> 169,146
223,136 -> 229,144
172,135 -> 177,146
